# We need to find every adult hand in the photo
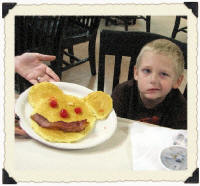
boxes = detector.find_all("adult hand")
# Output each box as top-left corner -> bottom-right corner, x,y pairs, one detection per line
15,52 -> 60,84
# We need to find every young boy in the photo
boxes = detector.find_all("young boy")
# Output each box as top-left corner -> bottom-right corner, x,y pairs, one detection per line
112,39 -> 187,129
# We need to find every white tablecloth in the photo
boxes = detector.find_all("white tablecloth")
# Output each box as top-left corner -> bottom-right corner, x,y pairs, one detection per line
13,117 -> 187,181
128,118 -> 187,170
14,117 -> 132,181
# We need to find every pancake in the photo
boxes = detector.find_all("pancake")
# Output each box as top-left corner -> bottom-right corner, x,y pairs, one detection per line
28,82 -> 112,143
84,91 -> 113,120
33,94 -> 96,124
28,82 -> 96,143
28,82 -> 64,109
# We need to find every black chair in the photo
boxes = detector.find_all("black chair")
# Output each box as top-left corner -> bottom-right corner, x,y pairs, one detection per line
58,16 -> 101,77
98,30 -> 187,98
15,16 -> 65,93
104,16 -> 151,32
171,16 -> 187,39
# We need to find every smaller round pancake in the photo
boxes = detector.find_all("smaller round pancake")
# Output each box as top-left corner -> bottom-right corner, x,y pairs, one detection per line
28,82 -> 64,109
84,91 -> 113,120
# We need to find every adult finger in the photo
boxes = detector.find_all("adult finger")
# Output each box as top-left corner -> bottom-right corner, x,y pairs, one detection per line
29,79 -> 39,85
40,74 -> 59,83
49,78 -> 56,82
46,67 -> 60,81
39,74 -> 51,82
37,53 -> 56,62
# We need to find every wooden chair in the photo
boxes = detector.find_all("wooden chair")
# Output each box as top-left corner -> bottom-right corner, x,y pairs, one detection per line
58,16 -> 101,77
171,16 -> 187,39
98,30 -> 187,98
104,16 -> 151,32
15,16 -> 65,93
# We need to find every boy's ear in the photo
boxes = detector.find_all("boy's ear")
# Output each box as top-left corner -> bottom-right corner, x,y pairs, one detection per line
173,75 -> 184,89
134,66 -> 138,80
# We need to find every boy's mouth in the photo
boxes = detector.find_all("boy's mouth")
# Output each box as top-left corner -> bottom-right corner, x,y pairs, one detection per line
146,88 -> 160,93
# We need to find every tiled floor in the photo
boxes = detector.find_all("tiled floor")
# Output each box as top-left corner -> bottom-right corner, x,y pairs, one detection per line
61,17 -> 187,95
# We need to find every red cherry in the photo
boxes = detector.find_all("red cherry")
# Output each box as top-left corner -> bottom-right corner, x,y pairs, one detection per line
74,107 -> 82,114
60,109 -> 69,118
50,99 -> 58,108
49,97 -> 58,108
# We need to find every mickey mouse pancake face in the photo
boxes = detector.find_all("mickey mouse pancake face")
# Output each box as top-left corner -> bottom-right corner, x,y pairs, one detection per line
28,82 -> 113,143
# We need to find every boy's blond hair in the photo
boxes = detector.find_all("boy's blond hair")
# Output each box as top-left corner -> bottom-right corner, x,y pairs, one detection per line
135,39 -> 185,79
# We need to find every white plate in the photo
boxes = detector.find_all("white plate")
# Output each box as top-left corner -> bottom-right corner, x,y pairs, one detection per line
15,82 -> 117,149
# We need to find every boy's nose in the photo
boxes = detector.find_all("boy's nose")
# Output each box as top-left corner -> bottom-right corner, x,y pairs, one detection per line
150,73 -> 158,84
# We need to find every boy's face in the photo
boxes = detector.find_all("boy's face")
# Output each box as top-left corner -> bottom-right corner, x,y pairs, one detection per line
134,51 -> 182,103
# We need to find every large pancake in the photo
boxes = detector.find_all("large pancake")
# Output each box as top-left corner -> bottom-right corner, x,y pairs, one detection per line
28,82 -> 96,143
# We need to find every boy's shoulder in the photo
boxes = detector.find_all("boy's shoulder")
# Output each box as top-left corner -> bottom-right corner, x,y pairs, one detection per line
171,89 -> 186,101
167,88 -> 186,107
112,79 -> 137,98
163,89 -> 187,129
115,79 -> 136,90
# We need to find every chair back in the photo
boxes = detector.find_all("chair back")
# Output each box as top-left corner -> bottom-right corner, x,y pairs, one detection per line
59,16 -> 101,77
15,16 -> 65,93
66,16 -> 100,34
98,30 -> 187,97
171,16 -> 187,38
15,16 -> 65,56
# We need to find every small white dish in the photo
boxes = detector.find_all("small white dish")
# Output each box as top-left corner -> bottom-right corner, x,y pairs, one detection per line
160,145 -> 187,170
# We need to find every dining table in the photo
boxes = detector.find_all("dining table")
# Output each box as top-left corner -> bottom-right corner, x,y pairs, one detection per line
13,116 -> 187,182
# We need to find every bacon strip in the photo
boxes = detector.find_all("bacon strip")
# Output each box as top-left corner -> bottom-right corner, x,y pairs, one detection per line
31,113 -> 88,132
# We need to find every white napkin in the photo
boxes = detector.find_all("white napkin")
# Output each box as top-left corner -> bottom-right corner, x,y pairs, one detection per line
129,121 -> 187,170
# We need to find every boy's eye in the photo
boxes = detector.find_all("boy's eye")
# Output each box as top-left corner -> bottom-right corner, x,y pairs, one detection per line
160,72 -> 169,77
142,69 -> 151,74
